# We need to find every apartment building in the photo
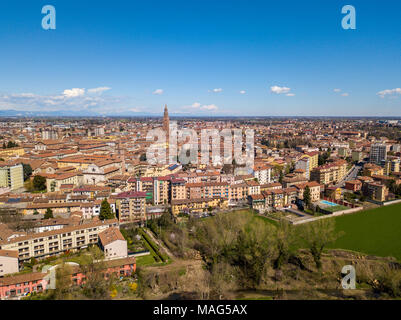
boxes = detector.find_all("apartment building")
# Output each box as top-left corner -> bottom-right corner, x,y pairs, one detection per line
171,197 -> 228,215
115,191 -> 147,224
253,163 -> 272,185
171,179 -> 186,201
362,182 -> 388,202
363,163 -> 384,177
228,183 -> 248,202
295,181 -> 321,203
369,143 -> 387,165
0,219 -> 118,262
295,157 -> 310,179
300,151 -> 319,171
186,182 -> 230,200
0,164 -> 24,191
310,160 -> 347,185
153,176 -> 171,205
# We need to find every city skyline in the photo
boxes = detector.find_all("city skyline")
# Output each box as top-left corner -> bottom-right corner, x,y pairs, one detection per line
0,0 -> 400,117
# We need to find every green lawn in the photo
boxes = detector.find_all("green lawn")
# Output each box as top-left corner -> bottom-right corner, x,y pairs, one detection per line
136,254 -> 157,266
328,203 -> 401,260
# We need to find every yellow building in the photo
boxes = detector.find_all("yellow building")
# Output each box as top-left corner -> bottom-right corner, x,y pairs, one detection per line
363,163 -> 384,177
300,151 -> 319,171
171,197 -> 228,215
311,160 -> 347,185
0,147 -> 25,159
0,164 -> 24,190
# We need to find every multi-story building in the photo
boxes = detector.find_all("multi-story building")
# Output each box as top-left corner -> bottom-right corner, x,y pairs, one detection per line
352,150 -> 363,162
253,164 -> 272,185
171,179 -> 186,201
186,182 -> 230,200
0,219 -> 118,262
115,191 -> 147,224
0,164 -> 24,191
310,160 -> 347,185
363,163 -> 384,177
369,143 -> 387,165
98,228 -> 128,260
295,181 -> 321,203
153,176 -> 171,205
295,157 -> 310,179
362,182 -> 388,202
171,197 -> 228,215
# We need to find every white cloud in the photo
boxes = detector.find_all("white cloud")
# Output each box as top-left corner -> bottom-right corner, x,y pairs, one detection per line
377,88 -> 401,98
341,93 -> 349,97
333,88 -> 341,92
63,88 -> 85,98
152,89 -> 164,95
239,90 -> 246,94
270,85 -> 291,94
286,93 -> 295,97
189,102 -> 201,108
88,87 -> 111,94
0,88 -> 130,114
210,88 -> 223,93
202,104 -> 218,111
187,102 -> 218,111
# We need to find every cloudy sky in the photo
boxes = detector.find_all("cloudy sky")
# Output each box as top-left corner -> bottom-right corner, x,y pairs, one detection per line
0,0 -> 400,116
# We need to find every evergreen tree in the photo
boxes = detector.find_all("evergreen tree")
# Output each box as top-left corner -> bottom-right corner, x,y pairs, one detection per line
99,199 -> 114,220
44,208 -> 54,219
22,164 -> 33,181
303,186 -> 311,208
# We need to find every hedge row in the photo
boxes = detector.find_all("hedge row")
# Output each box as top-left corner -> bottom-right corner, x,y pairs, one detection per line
139,229 -> 168,262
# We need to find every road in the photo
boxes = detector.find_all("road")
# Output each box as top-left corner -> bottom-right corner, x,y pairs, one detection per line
335,162 -> 364,188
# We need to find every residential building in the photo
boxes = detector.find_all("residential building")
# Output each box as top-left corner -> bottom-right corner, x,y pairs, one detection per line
115,191 -> 147,224
0,164 -> 24,191
369,143 -> 387,165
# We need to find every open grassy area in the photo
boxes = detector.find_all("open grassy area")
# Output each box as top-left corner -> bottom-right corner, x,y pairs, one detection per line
237,205 -> 401,260
136,254 -> 157,267
328,203 -> 401,260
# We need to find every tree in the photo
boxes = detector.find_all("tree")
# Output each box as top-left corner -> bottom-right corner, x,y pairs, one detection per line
300,219 -> 342,270
33,175 -> 47,191
278,171 -> 284,184
139,154 -> 147,162
47,263 -> 73,300
273,220 -> 295,269
99,199 -> 114,220
303,186 -> 311,208
44,208 -> 54,219
22,164 -> 33,181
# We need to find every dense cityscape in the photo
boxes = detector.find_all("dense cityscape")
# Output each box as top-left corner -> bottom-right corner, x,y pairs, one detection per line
0,109 -> 401,300
1,0 -> 401,309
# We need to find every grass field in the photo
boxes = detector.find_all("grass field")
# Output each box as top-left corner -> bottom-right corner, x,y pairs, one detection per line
328,203 -> 401,260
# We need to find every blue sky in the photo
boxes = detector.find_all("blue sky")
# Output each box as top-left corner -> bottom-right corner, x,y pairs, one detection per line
0,0 -> 400,116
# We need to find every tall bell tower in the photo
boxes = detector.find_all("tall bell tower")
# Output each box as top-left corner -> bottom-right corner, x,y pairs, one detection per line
163,104 -> 169,136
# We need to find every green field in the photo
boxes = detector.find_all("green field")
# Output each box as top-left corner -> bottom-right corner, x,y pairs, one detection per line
328,203 -> 401,260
